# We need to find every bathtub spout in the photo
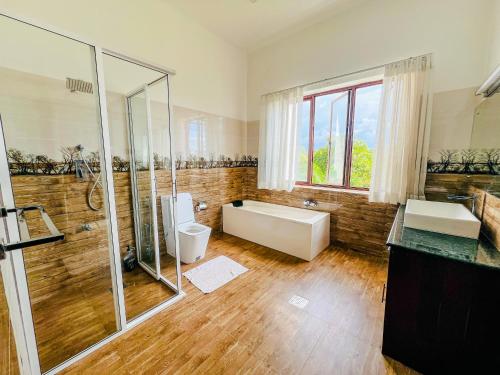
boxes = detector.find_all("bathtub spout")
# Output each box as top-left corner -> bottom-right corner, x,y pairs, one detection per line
304,199 -> 318,208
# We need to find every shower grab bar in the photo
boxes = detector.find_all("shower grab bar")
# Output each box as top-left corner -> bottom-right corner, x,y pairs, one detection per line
0,205 -> 65,258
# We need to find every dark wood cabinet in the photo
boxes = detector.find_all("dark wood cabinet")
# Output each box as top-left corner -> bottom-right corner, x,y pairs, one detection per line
382,246 -> 500,374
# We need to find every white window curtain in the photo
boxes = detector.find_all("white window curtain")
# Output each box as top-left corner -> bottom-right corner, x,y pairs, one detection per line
258,87 -> 303,192
369,55 -> 432,204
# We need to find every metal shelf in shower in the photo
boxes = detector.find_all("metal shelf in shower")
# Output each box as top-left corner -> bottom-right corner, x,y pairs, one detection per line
0,205 -> 65,258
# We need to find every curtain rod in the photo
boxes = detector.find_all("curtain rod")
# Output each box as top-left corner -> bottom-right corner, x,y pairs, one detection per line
263,53 -> 432,97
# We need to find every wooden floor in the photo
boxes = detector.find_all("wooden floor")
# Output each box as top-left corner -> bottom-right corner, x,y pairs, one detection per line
28,252 -> 178,372
123,254 -> 177,321
63,233 -> 419,375
0,272 -> 19,375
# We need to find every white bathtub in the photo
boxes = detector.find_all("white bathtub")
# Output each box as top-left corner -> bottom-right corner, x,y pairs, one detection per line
222,200 -> 330,261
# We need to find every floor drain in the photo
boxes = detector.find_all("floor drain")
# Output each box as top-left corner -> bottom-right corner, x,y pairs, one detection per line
288,295 -> 309,309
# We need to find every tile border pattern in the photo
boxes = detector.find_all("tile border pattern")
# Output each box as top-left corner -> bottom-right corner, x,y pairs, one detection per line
427,148 -> 499,175
6,147 -> 257,175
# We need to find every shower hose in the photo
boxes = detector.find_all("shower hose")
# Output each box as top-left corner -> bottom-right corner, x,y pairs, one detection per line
79,152 -> 103,211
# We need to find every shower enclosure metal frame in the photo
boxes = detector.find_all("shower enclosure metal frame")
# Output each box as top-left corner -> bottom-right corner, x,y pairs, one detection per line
127,84 -> 162,281
125,80 -> 180,292
0,10 -> 184,375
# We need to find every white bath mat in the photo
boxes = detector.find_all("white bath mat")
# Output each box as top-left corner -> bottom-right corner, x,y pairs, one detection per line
183,255 -> 248,294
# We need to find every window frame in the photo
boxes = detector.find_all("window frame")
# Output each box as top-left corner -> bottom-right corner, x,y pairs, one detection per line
296,79 -> 383,191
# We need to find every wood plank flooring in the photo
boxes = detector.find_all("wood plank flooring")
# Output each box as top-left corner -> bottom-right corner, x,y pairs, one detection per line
0,272 -> 19,375
123,254 -> 177,321
28,251 -> 177,372
63,233 -> 419,375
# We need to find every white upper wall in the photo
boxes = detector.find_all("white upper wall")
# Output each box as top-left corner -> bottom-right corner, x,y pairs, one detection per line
0,0 -> 247,121
247,0 -> 494,121
164,0 -> 371,51
1,0 -> 497,124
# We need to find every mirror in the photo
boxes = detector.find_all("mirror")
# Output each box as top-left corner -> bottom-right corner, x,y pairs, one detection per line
470,94 -> 500,197
471,95 -> 500,150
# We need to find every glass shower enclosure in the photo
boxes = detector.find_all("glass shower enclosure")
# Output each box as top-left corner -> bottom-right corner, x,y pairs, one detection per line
0,12 -> 182,375
128,86 -> 162,279
103,52 -> 180,322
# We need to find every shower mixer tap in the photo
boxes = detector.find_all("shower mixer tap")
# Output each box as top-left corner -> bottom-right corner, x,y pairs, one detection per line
304,199 -> 319,208
81,223 -> 93,231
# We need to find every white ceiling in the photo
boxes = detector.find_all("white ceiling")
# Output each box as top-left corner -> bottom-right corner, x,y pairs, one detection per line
164,0 -> 367,51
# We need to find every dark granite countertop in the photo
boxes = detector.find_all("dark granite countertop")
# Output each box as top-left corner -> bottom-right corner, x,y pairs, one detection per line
387,205 -> 500,270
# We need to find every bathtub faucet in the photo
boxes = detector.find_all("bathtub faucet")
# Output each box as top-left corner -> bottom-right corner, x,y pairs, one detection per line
304,199 -> 319,208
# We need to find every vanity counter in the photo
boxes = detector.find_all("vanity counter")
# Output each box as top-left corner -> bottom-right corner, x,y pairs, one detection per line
382,205 -> 500,374
387,205 -> 500,269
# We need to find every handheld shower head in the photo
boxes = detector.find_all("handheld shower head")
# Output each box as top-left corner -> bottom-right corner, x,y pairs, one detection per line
74,144 -> 102,211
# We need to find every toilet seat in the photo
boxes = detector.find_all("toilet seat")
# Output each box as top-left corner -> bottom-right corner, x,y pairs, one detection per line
178,222 -> 210,236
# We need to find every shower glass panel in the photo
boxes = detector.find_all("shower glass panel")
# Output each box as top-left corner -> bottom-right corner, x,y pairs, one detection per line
148,81 -> 178,285
102,53 -> 179,322
128,89 -> 160,278
0,16 -> 118,372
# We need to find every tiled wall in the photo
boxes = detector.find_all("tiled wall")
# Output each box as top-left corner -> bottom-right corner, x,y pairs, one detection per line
117,168 -> 250,255
138,167 -> 398,258
179,167 -> 397,258
176,167 -> 398,258
173,106 -> 251,162
246,120 -> 260,157
424,173 -> 499,202
469,187 -> 500,250
0,66 -> 254,164
10,166 -> 399,282
11,169 -> 499,274
176,167 -> 248,230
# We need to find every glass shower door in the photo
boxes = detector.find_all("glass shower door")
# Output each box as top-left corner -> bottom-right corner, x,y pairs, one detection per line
103,51 -> 179,322
127,87 -> 161,279
0,15 -> 120,372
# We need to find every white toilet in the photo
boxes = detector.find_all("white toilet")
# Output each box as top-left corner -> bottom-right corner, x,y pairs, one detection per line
161,193 -> 211,264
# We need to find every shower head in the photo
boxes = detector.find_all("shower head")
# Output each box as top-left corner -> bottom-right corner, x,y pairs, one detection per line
66,78 -> 93,94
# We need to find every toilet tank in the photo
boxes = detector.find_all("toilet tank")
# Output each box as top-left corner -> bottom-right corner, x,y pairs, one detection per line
160,193 -> 195,230
176,193 -> 195,224
160,195 -> 174,230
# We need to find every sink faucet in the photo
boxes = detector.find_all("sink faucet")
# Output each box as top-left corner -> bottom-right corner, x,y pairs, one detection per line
447,194 -> 477,214
304,199 -> 319,208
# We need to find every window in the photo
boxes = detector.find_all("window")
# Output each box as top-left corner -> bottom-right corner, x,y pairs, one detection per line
297,80 -> 382,190
186,120 -> 207,156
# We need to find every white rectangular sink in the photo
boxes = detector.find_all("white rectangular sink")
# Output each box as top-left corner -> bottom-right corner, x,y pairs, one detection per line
404,199 -> 481,239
